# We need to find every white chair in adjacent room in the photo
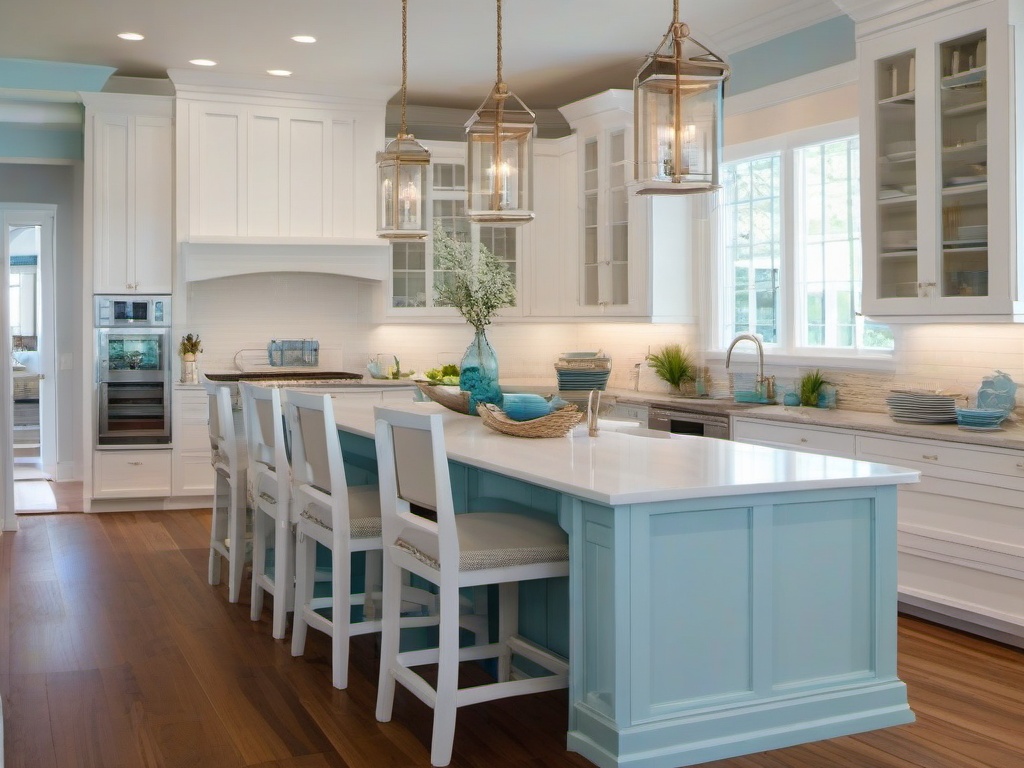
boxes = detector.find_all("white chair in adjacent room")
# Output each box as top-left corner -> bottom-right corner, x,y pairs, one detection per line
373,405 -> 570,767
240,382 -> 293,639
203,380 -> 249,603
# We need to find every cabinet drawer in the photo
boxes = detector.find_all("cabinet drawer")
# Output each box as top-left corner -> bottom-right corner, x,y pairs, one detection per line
176,391 -> 209,421
609,403 -> 649,422
173,452 -> 215,496
176,422 -> 211,453
732,419 -> 856,457
94,450 -> 172,498
857,435 -> 1024,487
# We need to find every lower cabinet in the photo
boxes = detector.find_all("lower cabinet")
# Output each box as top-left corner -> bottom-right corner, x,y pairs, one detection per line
172,388 -> 214,497
733,416 -> 1024,641
93,449 -> 172,498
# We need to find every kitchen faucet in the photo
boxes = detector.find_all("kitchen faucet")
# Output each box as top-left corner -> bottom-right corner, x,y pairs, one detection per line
725,333 -> 775,401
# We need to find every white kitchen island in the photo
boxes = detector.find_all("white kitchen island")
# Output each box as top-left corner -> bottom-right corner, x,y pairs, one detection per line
328,398 -> 919,768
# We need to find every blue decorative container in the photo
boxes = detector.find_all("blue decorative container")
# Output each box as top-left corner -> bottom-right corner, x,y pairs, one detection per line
460,329 -> 502,414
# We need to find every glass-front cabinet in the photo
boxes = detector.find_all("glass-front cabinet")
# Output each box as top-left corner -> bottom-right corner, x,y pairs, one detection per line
387,142 -> 520,318
861,3 -> 1021,320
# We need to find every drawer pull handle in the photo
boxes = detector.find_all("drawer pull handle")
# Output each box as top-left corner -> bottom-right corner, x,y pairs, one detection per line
922,454 -> 938,461
1017,463 -> 1024,469
128,461 -> 143,466
799,438 -> 808,443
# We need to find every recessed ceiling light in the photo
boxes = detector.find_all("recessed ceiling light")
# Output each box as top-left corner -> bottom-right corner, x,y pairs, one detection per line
189,59 -> 217,67
291,35 -> 316,44
118,32 -> 145,41
267,69 -> 292,77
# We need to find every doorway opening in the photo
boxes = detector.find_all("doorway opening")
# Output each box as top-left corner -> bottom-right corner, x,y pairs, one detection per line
4,209 -> 59,519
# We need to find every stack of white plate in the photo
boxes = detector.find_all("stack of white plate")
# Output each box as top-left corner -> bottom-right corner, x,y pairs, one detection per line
956,407 -> 1006,432
885,390 -> 959,423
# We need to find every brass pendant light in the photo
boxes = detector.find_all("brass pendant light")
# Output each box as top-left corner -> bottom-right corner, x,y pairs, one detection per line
377,0 -> 430,239
465,0 -> 535,225
634,0 -> 729,194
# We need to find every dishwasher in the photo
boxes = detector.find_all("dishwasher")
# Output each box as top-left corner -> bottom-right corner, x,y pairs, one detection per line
648,407 -> 731,439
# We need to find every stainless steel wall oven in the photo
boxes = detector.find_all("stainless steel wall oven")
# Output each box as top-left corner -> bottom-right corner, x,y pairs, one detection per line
95,296 -> 172,446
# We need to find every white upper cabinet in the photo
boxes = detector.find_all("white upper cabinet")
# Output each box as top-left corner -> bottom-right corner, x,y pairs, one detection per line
175,87 -> 386,243
860,1 -> 1024,321
558,90 -> 696,322
85,94 -> 173,294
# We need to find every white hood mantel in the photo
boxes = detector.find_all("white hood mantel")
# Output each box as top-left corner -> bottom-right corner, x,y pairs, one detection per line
179,237 -> 389,283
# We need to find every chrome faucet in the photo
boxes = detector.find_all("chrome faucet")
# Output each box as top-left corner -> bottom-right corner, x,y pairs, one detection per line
725,333 -> 774,401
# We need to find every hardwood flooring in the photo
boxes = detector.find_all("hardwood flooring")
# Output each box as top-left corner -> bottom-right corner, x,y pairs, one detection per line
2,510 -> 1023,767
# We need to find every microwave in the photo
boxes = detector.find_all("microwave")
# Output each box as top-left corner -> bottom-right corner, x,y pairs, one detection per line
95,295 -> 171,327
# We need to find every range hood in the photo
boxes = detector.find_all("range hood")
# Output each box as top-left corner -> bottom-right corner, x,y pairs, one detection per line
179,237 -> 389,283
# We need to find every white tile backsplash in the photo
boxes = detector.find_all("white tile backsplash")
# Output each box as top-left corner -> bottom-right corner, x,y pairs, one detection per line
184,273 -> 1024,411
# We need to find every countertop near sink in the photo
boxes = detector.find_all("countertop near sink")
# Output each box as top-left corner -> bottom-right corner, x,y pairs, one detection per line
731,404 -> 1024,451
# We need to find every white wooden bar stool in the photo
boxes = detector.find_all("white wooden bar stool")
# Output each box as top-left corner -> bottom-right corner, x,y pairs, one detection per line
285,389 -> 386,689
203,380 -> 249,603
239,382 -> 294,639
373,405 -> 570,767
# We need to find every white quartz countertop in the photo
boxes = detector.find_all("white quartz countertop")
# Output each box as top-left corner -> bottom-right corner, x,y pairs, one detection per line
330,399 -> 918,507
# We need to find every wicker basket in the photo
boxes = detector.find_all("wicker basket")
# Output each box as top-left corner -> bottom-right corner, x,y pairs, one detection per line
478,403 -> 583,438
415,382 -> 474,415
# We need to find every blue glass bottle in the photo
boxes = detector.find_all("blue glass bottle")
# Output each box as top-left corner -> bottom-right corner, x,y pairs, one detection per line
459,329 -> 502,414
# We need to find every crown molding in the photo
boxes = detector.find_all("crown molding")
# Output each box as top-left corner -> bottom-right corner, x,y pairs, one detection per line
715,0 -> 846,52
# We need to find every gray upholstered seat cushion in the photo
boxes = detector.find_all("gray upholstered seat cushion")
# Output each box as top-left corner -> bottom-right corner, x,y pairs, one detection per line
396,512 -> 568,571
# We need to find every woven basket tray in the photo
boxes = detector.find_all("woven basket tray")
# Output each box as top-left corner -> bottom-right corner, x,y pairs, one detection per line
478,403 -> 583,438
415,382 -> 474,415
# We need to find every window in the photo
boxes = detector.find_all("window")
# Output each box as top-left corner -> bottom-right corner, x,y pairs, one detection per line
390,155 -> 518,310
719,133 -> 893,355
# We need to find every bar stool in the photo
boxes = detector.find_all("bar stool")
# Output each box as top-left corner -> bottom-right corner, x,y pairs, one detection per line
373,405 -> 570,767
239,382 -> 293,639
203,380 -> 249,603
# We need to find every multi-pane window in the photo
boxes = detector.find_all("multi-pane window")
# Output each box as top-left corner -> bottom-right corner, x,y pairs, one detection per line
720,136 -> 893,354
391,159 -> 517,309
722,155 -> 782,343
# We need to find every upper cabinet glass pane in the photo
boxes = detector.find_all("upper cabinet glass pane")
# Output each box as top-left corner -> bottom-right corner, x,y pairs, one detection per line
938,30 -> 988,298
875,50 -> 919,299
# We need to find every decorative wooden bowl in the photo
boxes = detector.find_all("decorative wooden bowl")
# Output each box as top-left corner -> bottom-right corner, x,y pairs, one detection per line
415,381 -> 473,415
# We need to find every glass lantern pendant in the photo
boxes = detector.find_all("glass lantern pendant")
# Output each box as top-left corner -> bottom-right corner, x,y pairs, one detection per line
377,0 -> 430,239
634,0 -> 729,195
465,0 -> 535,225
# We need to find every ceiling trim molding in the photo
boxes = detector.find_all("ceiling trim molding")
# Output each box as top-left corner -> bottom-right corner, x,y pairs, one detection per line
0,99 -> 81,125
714,0 -> 846,53
168,68 -> 395,107
835,0 -> 983,36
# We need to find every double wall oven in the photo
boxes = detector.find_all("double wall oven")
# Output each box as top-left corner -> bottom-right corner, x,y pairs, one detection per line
95,296 -> 172,447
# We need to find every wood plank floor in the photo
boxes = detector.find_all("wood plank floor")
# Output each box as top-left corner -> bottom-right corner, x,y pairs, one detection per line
2,510 -> 1023,768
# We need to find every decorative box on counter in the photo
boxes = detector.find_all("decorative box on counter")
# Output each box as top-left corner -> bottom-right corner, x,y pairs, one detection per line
267,339 -> 319,367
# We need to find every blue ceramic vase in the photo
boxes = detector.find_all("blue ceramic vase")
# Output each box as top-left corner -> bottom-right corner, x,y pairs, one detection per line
459,329 -> 502,414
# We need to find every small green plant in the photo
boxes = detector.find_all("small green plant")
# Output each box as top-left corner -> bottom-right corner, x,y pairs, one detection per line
799,369 -> 826,406
432,223 -> 517,332
179,333 -> 202,357
425,364 -> 461,386
646,344 -> 695,390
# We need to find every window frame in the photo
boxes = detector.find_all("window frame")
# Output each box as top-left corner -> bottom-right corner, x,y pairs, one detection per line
710,117 -> 895,369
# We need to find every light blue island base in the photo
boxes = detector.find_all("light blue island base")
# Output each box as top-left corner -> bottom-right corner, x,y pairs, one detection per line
562,485 -> 913,768
334,411 -> 913,768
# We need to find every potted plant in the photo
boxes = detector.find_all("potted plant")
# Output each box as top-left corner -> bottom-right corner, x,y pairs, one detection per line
179,333 -> 202,384
646,344 -> 695,393
433,224 -> 516,412
798,369 -> 826,407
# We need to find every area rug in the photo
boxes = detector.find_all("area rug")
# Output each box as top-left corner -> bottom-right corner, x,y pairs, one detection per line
14,480 -> 57,513
13,465 -> 51,481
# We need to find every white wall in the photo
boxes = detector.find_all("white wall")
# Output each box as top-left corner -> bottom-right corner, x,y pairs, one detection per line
0,163 -> 82,479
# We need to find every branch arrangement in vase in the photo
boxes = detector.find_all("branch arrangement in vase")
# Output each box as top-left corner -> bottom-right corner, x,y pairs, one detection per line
179,333 -> 203,357
432,223 -> 516,331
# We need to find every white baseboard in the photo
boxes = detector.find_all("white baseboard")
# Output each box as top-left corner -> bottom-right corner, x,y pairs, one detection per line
899,591 -> 1024,649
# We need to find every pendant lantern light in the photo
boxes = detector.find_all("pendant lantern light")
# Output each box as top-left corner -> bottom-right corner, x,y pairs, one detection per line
465,0 -> 535,225
377,0 -> 430,239
633,0 -> 729,194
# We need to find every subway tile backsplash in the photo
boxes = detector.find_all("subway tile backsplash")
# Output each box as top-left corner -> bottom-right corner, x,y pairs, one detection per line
186,273 -> 1024,411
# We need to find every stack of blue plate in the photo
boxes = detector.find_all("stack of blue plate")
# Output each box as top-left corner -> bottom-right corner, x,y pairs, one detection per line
956,407 -> 1007,432
556,368 -> 611,391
